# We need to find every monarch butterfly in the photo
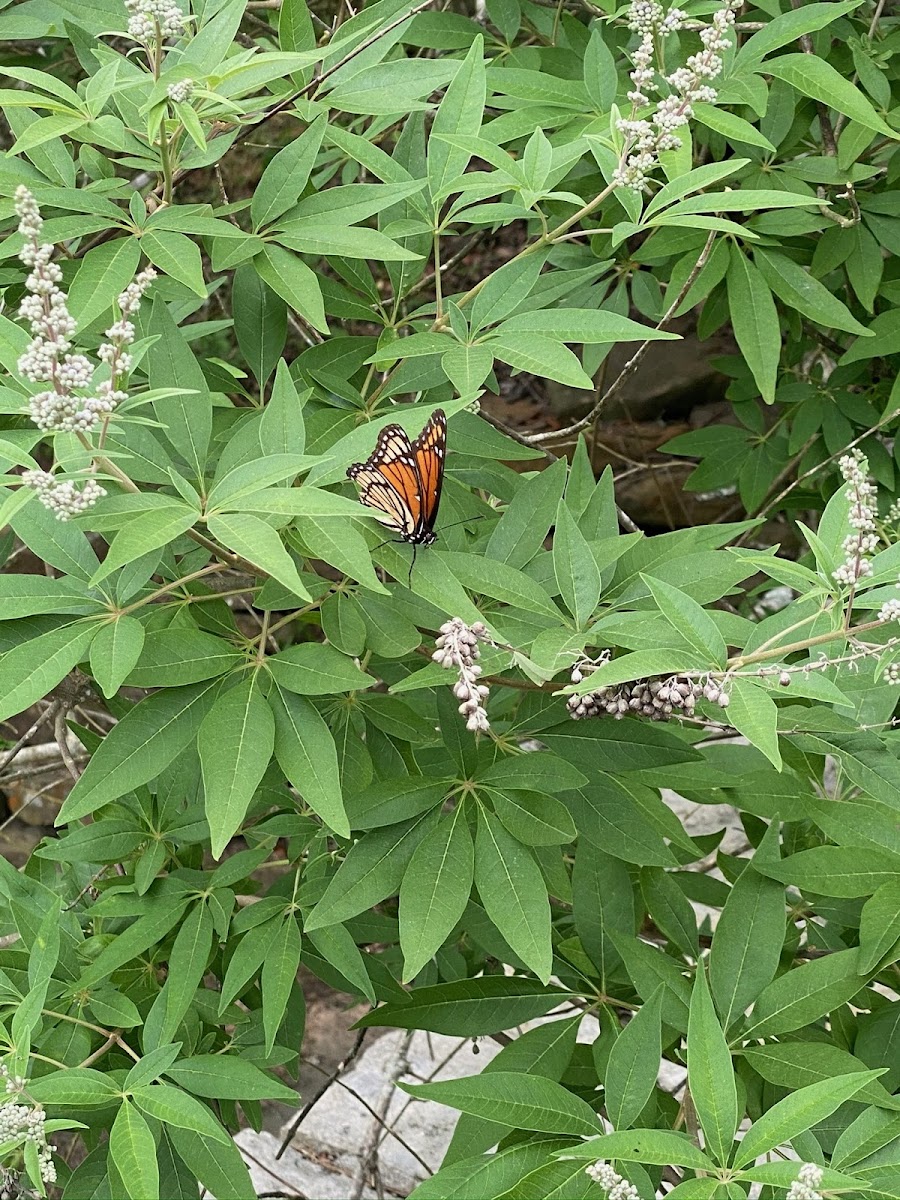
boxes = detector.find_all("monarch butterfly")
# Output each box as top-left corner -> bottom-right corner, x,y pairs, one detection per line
347,409 -> 447,582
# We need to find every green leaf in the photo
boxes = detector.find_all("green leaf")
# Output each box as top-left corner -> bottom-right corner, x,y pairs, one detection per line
469,249 -> 549,333
491,334 -> 594,390
479,753 -> 587,794
441,343 -> 493,394
558,1130 -> 715,1170
147,296 -> 210,476
690,103 -> 775,151
642,575 -> 726,666
428,36 -> 485,201
275,221 -> 421,261
58,681 -> 220,823
725,677 -> 781,769
132,1083 -> 231,1143
164,1055 -> 298,1102
495,309 -> 679,345
412,1141 -> 571,1200
756,846 -> 900,898
124,1045 -> 184,1091
444,1016 -> 581,1164
742,948 -> 866,1040
68,237 -> 141,329
156,901 -> 214,1045
742,1043 -> 900,1112
126,628 -> 243,688
605,985 -> 663,1130
765,52 -> 894,137
207,453 -> 315,512
91,504 -> 199,585
268,642 -> 373,695
736,2 -> 862,68
354,976 -> 568,1035
402,1071 -> 599,1137
474,806 -> 552,982
486,457 -> 567,569
0,621 -> 96,723
400,805 -> 474,982
233,263 -> 287,387
261,359 -> 307,457
687,967 -> 738,1166
262,915 -> 302,1053
573,847 -> 635,987
859,879 -> 900,972
168,1127 -> 255,1200
733,1071 -> 883,1169
207,512 -> 312,600
553,500 -> 601,629
755,247 -> 872,337
257,244 -> 329,334
709,829 -> 785,1028
109,1102 -> 158,1200
305,810 -> 439,930
29,1068 -> 121,1107
639,867 -> 699,958
251,114 -> 327,230
198,676 -> 275,859
89,615 -> 145,700
437,550 -> 561,618
142,230 -> 206,297
726,247 -> 780,404
488,789 -> 577,846
271,685 -> 348,837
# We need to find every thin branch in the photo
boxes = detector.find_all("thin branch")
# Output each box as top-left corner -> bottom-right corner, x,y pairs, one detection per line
276,1030 -> 367,1159
526,230 -> 718,446
0,702 -> 58,774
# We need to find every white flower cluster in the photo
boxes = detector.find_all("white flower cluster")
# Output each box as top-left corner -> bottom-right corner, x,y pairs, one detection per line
615,0 -> 741,189
884,661 -> 900,686
432,618 -> 492,732
833,450 -> 878,586
786,1162 -> 824,1200
13,189 -> 157,518
15,188 -> 154,438
21,471 -> 107,521
584,1160 -> 640,1200
167,78 -> 194,103
125,0 -> 185,41
0,1066 -> 56,1185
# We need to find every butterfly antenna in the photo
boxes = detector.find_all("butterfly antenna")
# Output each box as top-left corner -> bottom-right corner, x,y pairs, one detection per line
408,544 -> 416,590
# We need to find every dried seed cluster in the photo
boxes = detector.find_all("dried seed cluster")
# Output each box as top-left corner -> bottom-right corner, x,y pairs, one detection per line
567,659 -> 729,722
433,619 -> 492,732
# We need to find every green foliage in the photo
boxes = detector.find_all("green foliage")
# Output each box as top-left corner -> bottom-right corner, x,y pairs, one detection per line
0,0 -> 899,1196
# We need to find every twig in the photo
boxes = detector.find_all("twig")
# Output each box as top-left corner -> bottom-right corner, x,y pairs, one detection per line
232,0 -> 437,152
276,1030 -> 367,1159
0,702 -> 58,774
350,1029 -> 414,1198
526,230 -> 718,446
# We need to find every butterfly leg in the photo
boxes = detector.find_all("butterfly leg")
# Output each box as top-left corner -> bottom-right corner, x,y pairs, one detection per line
407,543 -> 417,590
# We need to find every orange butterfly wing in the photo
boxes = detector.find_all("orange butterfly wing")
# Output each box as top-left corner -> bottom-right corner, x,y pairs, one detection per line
410,409 -> 446,538
347,410 -> 446,544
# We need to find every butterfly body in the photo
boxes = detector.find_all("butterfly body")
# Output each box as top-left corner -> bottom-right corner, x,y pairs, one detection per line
347,409 -> 447,548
